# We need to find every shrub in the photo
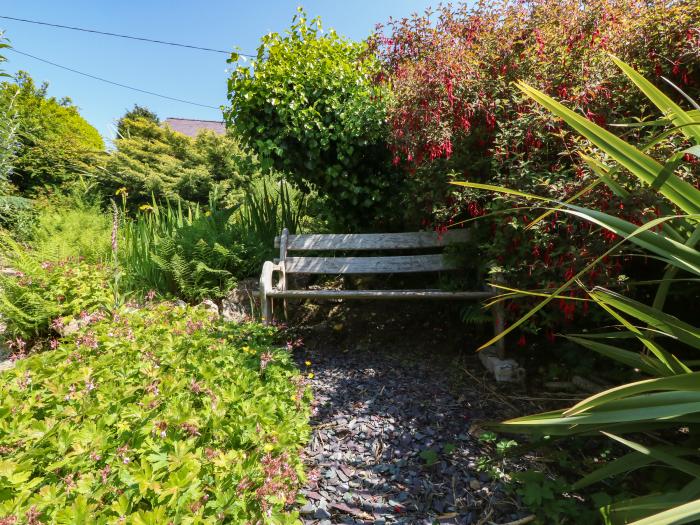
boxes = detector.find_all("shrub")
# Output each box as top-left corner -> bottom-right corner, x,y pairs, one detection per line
0,302 -> 310,523
226,9 -> 400,230
372,0 -> 700,335
0,71 -> 104,193
0,235 -> 112,340
468,60 -> 700,524
116,103 -> 159,138
104,117 -> 263,209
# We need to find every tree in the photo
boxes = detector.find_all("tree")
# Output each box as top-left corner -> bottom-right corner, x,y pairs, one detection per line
116,104 -> 159,138
0,71 -> 105,193
0,33 -> 30,224
104,117 -> 263,208
225,9 -> 400,230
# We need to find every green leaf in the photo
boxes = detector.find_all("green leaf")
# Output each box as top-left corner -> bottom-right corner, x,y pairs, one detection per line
515,81 -> 700,215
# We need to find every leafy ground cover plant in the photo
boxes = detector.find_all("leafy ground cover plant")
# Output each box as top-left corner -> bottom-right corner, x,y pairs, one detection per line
0,302 -> 310,523
458,58 -> 700,524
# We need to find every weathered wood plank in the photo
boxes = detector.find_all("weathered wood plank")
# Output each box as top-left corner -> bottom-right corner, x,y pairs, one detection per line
274,229 -> 470,251
267,289 -> 494,300
283,254 -> 456,274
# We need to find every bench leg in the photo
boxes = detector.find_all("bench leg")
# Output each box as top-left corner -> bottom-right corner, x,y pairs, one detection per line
259,261 -> 275,325
491,272 -> 506,359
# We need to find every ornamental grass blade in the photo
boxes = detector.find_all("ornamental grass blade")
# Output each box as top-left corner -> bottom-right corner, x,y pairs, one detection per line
564,335 -> 663,376
572,447 -> 700,490
611,55 -> 700,144
579,154 -> 628,198
603,432 -> 700,479
587,290 -> 691,375
589,288 -> 700,350
516,81 -> 700,214
564,372 -> 700,416
629,498 -> 700,525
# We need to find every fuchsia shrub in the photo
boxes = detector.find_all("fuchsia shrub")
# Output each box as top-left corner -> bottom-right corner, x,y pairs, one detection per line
371,0 -> 700,337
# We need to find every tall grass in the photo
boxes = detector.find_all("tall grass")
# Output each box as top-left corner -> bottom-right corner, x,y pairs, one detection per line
235,176 -> 308,257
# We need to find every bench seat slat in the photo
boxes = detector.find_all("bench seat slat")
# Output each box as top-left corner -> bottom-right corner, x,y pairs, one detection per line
284,254 -> 455,274
267,289 -> 494,300
274,230 -> 469,251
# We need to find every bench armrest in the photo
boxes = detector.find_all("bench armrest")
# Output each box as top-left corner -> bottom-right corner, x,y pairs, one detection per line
259,261 -> 285,323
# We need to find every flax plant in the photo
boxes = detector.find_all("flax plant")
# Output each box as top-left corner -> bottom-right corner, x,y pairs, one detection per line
454,57 -> 700,524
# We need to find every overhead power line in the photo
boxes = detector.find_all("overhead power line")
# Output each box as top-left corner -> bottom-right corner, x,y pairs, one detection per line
8,48 -> 221,110
0,14 -> 255,57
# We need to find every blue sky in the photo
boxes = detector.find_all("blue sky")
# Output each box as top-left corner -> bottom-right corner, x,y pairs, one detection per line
0,1 -> 435,144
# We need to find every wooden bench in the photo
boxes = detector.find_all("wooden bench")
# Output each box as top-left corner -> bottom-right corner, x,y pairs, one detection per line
259,228 -> 505,353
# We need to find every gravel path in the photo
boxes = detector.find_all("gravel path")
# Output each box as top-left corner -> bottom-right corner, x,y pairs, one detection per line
292,303 -> 531,525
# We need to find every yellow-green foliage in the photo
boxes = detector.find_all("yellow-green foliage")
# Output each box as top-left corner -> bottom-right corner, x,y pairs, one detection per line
0,304 -> 310,523
0,71 -> 104,192
105,117 -> 263,208
29,199 -> 112,264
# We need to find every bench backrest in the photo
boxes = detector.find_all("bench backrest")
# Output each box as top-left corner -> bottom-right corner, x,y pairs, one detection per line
274,229 -> 469,275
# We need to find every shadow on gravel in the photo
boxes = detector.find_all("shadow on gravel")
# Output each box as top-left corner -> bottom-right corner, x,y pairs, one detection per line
289,300 -> 534,525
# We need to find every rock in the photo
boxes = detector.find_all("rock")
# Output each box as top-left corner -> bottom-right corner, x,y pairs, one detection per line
173,299 -> 187,308
198,299 -> 219,318
299,502 -> 316,515
0,359 -> 14,373
314,507 -> 331,520
221,278 -> 258,322
469,479 -> 481,490
478,346 -> 525,383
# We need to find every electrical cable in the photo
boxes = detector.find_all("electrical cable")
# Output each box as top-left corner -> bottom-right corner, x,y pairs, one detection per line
0,14 -> 255,57
8,47 -> 221,110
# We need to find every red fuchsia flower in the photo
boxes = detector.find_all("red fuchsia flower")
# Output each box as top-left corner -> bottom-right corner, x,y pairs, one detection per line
49,339 -> 59,350
89,452 -> 101,462
0,515 -> 17,525
51,317 -> 65,331
517,335 -> 527,347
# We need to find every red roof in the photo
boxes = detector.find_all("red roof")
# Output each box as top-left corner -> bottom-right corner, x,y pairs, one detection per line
163,118 -> 225,137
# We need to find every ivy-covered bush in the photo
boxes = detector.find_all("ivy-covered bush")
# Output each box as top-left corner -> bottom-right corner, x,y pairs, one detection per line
226,9 -> 399,229
0,71 -> 104,193
372,0 -> 700,337
0,303 -> 310,523
104,117 -> 263,209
